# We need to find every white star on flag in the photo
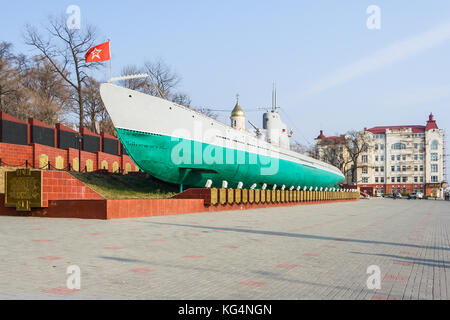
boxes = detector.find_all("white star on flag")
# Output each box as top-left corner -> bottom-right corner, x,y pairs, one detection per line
90,48 -> 102,60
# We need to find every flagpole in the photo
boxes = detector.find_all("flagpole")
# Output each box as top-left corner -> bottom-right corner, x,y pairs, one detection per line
108,38 -> 112,80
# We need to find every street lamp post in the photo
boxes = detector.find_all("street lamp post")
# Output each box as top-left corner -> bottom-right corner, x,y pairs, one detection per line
77,134 -> 83,172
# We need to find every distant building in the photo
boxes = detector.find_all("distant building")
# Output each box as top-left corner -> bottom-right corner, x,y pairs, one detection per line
315,114 -> 446,196
314,131 -> 352,183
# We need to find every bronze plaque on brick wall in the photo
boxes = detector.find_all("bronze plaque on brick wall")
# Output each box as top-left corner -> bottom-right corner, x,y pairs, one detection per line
5,169 -> 43,211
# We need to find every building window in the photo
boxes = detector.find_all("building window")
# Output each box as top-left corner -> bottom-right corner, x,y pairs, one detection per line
414,143 -> 418,149
431,153 -> 438,161
375,177 -> 379,183
402,155 -> 407,161
391,177 -> 395,183
375,156 -> 379,162
431,140 -> 439,150
420,176 -> 424,183
381,144 -> 385,150
392,143 -> 406,150
391,156 -> 395,161
391,166 -> 395,172
381,177 -> 385,183
403,187 -> 406,193
375,167 -> 379,172
420,154 -> 424,161
431,176 -> 438,183
414,177 -> 418,183
375,144 -> 379,151
362,177 -> 369,183
381,156 -> 384,161
420,165 -> 424,172
362,155 -> 368,163
397,155 -> 401,161
381,187 -> 385,194
397,177 -> 401,183
414,166 -> 418,172
397,166 -> 401,172
402,166 -> 407,172
380,167 -> 384,172
402,177 -> 408,183
431,164 -> 438,173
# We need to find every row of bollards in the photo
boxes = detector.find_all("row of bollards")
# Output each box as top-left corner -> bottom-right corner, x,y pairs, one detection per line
208,188 -> 359,206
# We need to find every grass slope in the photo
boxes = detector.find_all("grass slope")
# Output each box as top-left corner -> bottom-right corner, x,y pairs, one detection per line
70,172 -> 178,200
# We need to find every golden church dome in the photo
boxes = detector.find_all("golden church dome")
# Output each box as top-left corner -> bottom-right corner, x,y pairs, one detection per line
231,94 -> 245,117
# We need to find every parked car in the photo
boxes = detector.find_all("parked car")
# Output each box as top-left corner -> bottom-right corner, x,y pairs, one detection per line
408,193 -> 424,200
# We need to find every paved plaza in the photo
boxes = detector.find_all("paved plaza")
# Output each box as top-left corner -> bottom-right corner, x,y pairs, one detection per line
0,199 -> 449,300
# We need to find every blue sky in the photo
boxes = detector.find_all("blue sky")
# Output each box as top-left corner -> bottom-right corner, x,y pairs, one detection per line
1,0 -> 449,171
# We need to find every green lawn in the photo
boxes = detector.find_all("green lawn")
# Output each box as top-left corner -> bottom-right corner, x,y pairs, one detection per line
70,172 -> 178,200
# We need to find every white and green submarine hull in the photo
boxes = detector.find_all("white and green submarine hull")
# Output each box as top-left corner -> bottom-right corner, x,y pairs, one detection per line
100,83 -> 345,189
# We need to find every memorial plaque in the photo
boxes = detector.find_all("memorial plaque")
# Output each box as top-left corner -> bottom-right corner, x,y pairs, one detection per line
219,188 -> 227,205
254,190 -> 260,203
227,189 -> 234,205
242,189 -> 248,204
210,188 -> 218,205
248,189 -> 254,204
5,169 -> 43,211
235,189 -> 242,204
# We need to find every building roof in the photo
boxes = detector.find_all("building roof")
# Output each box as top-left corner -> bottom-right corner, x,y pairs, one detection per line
366,113 -> 439,134
316,130 -> 345,143
425,113 -> 439,131
366,125 -> 426,134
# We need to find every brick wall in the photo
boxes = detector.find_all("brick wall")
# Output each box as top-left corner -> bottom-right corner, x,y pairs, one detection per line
0,112 -> 140,174
42,171 -> 104,207
0,143 -> 33,167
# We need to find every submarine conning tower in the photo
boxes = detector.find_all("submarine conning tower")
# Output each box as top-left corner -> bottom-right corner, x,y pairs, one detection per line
261,85 -> 291,149
263,111 -> 290,149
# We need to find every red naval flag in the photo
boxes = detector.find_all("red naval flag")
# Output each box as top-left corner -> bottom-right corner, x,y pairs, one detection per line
85,41 -> 111,63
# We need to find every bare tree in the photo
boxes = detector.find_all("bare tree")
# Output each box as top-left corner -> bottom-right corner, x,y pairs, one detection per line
0,42 -> 23,115
120,61 -> 193,109
83,77 -> 115,135
192,107 -> 218,119
291,140 -> 314,156
24,15 -> 104,130
21,56 -> 72,124
144,60 -> 180,99
171,92 -> 191,108
343,130 -> 371,183
119,65 -> 148,91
